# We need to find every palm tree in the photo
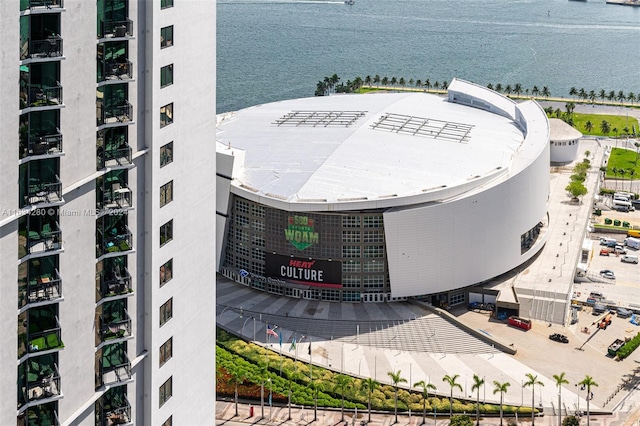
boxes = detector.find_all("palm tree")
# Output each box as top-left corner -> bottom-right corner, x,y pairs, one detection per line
361,378 -> 380,423
542,86 -> 550,98
634,142 -> 640,165
619,169 -> 627,190
579,88 -> 587,100
388,370 -> 407,424
223,364 -> 245,417
617,90 -> 626,103
532,86 -> 539,97
471,375 -> 485,426
334,374 -> 351,421
425,79 -> 431,91
434,81 -> 440,90
628,92 -> 636,104
589,90 -> 596,103
442,374 -> 463,417
493,381 -> 511,426
565,101 -> 575,116
408,78 -> 414,87
553,372 -> 570,426
487,83 -> 494,91
442,81 -> 448,90
585,120 -> 594,134
504,84 -> 512,95
311,381 -> 325,421
416,79 -> 422,89
373,74 -> 381,87
514,83 -> 523,97
399,77 -> 406,88
391,76 -> 398,86
607,90 -> 615,102
598,89 -> 606,102
600,120 -> 611,136
523,373 -> 544,425
382,76 -> 389,87
364,75 -> 371,86
330,74 -> 340,90
613,127 -> 619,139
569,87 -> 577,98
579,376 -> 598,426
628,169 -> 635,193
495,83 -> 503,93
414,380 -> 437,425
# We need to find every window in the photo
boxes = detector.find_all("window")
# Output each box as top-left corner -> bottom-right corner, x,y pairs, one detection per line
160,220 -> 173,246
160,298 -> 173,327
159,377 -> 173,407
161,0 -> 174,9
160,181 -> 173,207
161,64 -> 174,88
161,26 -> 173,48
160,259 -> 173,286
160,142 -> 173,167
162,416 -> 173,426
160,337 -> 173,367
160,103 -> 173,127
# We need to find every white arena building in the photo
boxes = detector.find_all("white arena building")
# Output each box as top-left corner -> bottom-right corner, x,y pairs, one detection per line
216,79 -> 551,307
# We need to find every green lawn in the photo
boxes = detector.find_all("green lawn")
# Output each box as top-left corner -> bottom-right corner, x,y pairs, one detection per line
566,113 -> 638,137
605,148 -> 640,179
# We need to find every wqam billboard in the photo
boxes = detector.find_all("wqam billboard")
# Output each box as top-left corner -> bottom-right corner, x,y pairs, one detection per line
265,253 -> 342,288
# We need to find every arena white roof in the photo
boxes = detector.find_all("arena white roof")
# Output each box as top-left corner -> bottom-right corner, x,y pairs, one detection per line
549,118 -> 583,141
216,80 -> 545,208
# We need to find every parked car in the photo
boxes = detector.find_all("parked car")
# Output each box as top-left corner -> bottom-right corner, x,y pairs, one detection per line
616,307 -> 632,318
549,333 -> 569,343
614,245 -> 627,255
600,248 -> 610,256
600,269 -> 615,279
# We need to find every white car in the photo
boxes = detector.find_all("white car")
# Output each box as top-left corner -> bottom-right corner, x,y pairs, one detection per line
600,269 -> 615,279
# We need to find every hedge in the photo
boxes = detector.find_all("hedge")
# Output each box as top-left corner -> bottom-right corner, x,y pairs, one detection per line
617,332 -> 640,360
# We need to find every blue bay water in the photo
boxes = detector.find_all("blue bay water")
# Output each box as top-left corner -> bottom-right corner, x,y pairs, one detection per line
217,0 -> 640,114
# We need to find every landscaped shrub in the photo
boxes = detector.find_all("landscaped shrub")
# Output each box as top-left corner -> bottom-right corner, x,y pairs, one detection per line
617,332 -> 640,360
450,415 -> 473,426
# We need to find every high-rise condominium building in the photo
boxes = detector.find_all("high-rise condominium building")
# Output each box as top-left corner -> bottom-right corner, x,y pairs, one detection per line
0,1 -> 216,424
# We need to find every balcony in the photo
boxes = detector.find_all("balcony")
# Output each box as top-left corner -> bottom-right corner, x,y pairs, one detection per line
99,19 -> 133,39
24,176 -> 62,206
18,309 -> 63,358
97,388 -> 132,426
19,220 -> 62,259
19,357 -> 61,408
97,102 -> 133,126
96,343 -> 131,388
17,402 -> 60,426
97,267 -> 132,301
23,132 -> 63,159
98,309 -> 132,344
20,267 -> 62,309
20,0 -> 64,11
22,36 -> 63,60
96,228 -> 133,258
97,184 -> 132,215
21,82 -> 63,109
97,128 -> 132,169
99,58 -> 133,83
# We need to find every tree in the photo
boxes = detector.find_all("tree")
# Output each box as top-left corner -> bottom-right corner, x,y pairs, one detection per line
399,77 -> 406,88
311,381 -> 325,421
542,86 -> 550,98
315,80 -> 328,97
514,83 -> 523,97
471,375 -> 485,426
373,74 -> 381,87
566,179 -> 588,200
495,83 -> 503,93
388,370 -> 407,424
607,90 -> 615,101
585,120 -> 594,134
223,364 -> 245,417
532,86 -> 539,96
442,374 -> 463,417
425,79 -> 431,91
487,83 -> 494,91
408,78 -> 414,87
334,374 -> 351,422
523,373 -> 544,425
562,415 -> 580,426
584,150 -> 591,159
415,379 -> 437,425
361,378 -> 380,423
569,87 -> 577,98
565,101 -> 575,116
364,75 -> 371,86
617,90 -> 626,103
382,76 -> 389,87
492,381 -> 511,426
416,79 -> 422,89
634,142 -> 640,165
578,375 -> 598,426
598,89 -> 606,102
391,76 -> 398,86
442,81 -> 448,90
578,88 -> 586,99
553,372 -> 570,426
589,90 -> 596,103
600,120 -> 611,136
628,92 -> 636,104
504,84 -> 512,95
613,127 -> 619,139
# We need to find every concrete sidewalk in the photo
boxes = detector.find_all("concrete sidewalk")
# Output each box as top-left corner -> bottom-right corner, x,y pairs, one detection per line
216,400 -> 626,426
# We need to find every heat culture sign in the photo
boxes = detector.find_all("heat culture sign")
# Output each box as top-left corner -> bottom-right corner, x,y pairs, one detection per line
265,253 -> 342,288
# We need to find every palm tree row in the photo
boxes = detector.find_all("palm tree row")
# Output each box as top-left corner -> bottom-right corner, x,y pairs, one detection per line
569,86 -> 639,105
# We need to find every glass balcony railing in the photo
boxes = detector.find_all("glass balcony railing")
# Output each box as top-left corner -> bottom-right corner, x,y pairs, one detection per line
22,132 -> 63,158
96,228 -> 133,258
20,361 -> 61,407
18,313 -> 63,358
21,82 -> 63,109
97,102 -> 133,126
20,0 -> 64,11
17,402 -> 60,426
23,36 -> 63,60
24,175 -> 63,207
20,268 -> 62,308
97,267 -> 132,301
99,19 -> 133,39
97,184 -> 132,214
20,221 -> 62,259
98,395 -> 132,426
99,309 -> 131,343
96,346 -> 131,388
99,58 -> 133,83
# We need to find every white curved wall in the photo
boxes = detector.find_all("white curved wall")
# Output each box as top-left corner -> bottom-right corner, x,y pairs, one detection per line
384,141 -> 550,297
550,140 -> 579,164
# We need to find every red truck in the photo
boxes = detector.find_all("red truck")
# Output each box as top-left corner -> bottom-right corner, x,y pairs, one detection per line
508,316 -> 532,331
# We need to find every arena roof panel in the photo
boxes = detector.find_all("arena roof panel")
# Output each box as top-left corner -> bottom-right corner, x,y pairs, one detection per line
216,84 -> 546,207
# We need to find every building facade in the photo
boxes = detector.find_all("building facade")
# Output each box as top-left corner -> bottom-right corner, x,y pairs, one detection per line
216,79 -> 550,307
0,1 -> 216,425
